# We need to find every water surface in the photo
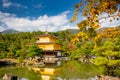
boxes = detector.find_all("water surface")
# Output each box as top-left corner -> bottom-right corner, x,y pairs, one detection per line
0,61 -> 103,80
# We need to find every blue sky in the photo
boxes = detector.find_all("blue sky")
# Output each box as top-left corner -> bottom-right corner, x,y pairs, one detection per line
0,0 -> 120,32
0,0 -> 79,18
0,0 -> 82,32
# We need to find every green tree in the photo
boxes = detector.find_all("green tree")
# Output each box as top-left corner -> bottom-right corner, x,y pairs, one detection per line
0,42 -> 9,58
70,41 -> 94,61
58,30 -> 75,55
27,45 -> 43,58
0,32 -> 4,41
16,46 -> 28,62
92,37 -> 120,76
8,42 -> 20,58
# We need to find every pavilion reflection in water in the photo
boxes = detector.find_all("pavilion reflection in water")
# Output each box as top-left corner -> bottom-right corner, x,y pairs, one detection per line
30,61 -> 61,80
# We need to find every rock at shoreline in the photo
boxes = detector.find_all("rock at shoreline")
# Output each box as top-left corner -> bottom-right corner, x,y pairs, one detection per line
2,73 -> 18,80
96,75 -> 120,80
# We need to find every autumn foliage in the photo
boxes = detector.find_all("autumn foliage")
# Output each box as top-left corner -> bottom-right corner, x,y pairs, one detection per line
70,0 -> 120,76
71,0 -> 120,31
94,27 -> 120,43
71,31 -> 88,44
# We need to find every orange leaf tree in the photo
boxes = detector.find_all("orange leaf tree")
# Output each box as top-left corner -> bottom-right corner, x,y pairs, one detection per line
71,0 -> 120,45
94,27 -> 120,46
71,0 -> 120,32
71,0 -> 120,76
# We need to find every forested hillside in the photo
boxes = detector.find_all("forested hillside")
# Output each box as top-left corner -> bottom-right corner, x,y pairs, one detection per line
1,29 -> 19,34
0,29 -> 74,60
0,26 -> 120,76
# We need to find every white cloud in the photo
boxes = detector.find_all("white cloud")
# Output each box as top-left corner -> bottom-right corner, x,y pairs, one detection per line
3,2 -> 12,8
33,4 -> 42,8
0,11 -> 78,32
60,25 -> 78,31
2,0 -> 27,8
100,18 -> 120,28
0,26 -> 5,31
99,13 -> 120,28
82,12 -> 120,28
1,10 -> 119,32
13,3 -> 27,8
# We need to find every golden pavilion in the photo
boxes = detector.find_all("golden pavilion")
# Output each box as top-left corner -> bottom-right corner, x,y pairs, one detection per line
36,31 -> 62,58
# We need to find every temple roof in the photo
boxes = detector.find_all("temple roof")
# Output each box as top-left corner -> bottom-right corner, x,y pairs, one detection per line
36,31 -> 57,39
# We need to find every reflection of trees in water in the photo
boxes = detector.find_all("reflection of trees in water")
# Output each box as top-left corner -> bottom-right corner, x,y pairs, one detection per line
0,67 -> 41,80
58,61 -> 103,79
0,61 -> 105,80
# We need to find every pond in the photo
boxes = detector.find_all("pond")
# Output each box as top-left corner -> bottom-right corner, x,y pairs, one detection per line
0,66 -> 41,80
0,60 -> 103,80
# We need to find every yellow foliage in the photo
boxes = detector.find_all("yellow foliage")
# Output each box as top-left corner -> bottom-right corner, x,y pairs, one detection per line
71,16 -> 77,23
92,22 -> 100,29
118,12 -> 120,17
91,8 -> 95,13
71,31 -> 88,44
72,0 -> 120,46
94,27 -> 120,43
72,0 -> 119,29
